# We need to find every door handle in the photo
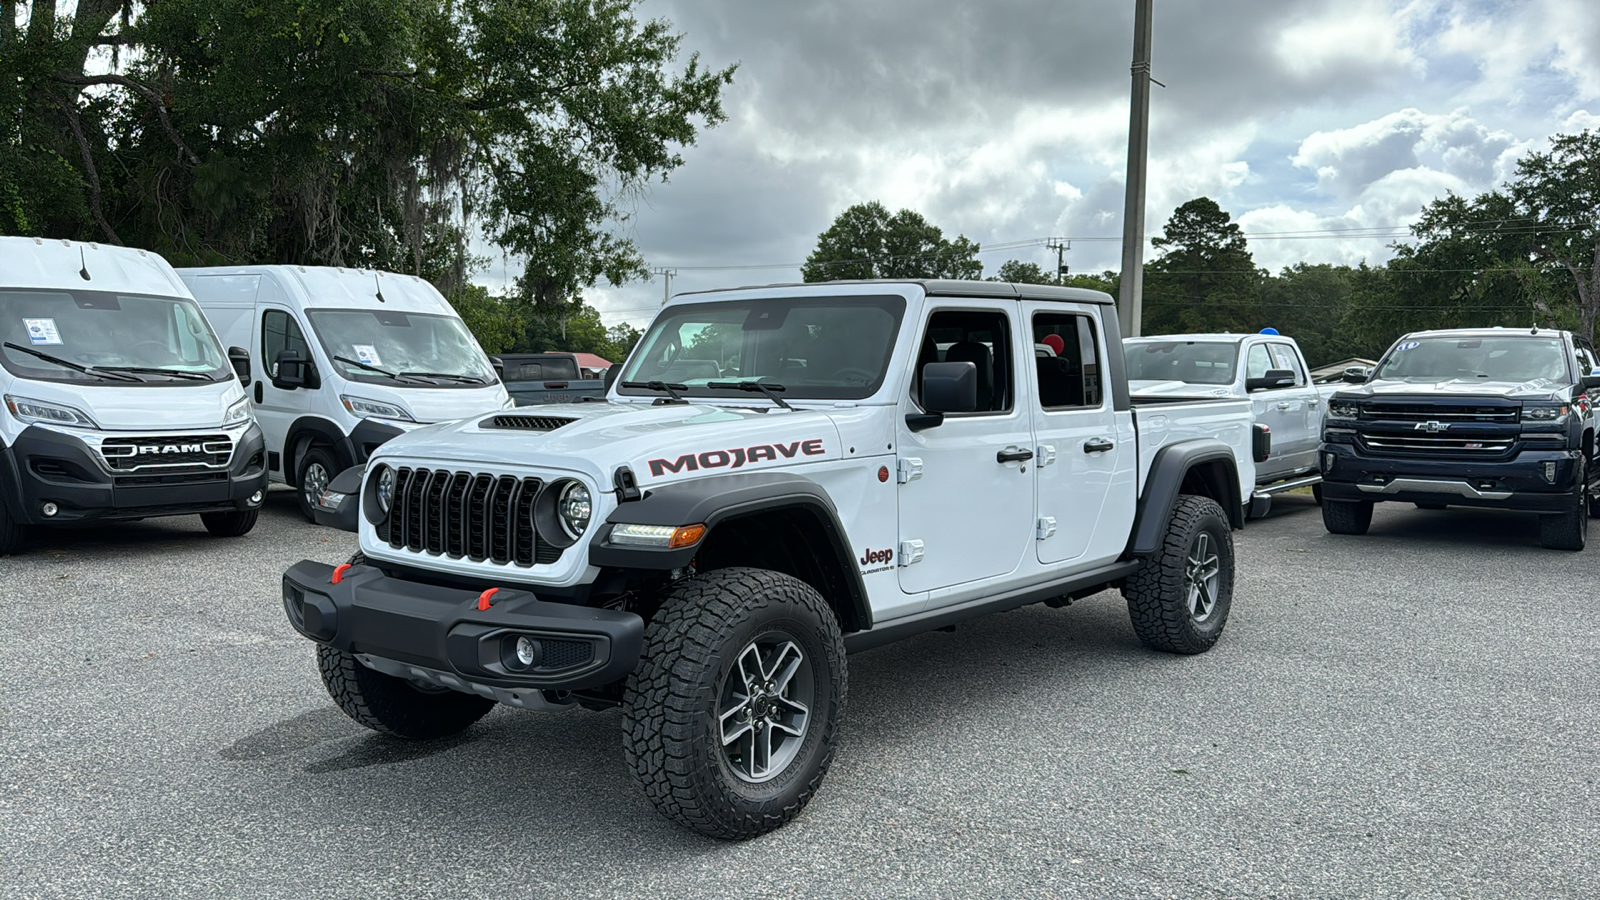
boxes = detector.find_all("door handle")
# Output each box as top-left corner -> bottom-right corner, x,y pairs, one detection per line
997,447 -> 1035,463
1276,401 -> 1292,410
1083,438 -> 1114,453
1308,397 -> 1321,406
254,381 -> 263,403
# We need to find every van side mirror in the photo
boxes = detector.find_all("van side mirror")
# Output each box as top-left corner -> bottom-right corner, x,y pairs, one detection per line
228,346 -> 252,386
1342,366 -> 1372,384
1246,368 -> 1297,391
272,348 -> 313,390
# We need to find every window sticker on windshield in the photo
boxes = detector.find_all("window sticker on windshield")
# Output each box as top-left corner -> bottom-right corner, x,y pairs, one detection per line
352,344 -> 382,366
23,318 -> 62,345
1396,340 -> 1420,351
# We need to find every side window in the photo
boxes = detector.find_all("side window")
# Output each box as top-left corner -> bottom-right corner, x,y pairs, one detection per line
913,309 -> 1013,413
1268,343 -> 1307,386
1576,344 -> 1597,376
1031,313 -> 1103,408
1245,344 -> 1273,380
262,310 -> 310,377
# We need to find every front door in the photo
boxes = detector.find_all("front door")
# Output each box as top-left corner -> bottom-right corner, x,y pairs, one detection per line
1246,342 -> 1299,481
896,302 -> 1035,596
253,305 -> 315,482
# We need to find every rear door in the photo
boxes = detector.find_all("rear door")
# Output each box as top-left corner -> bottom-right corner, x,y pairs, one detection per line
895,301 -> 1035,596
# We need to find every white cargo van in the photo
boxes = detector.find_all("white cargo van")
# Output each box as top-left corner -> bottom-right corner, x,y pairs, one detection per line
0,237 -> 266,554
179,266 -> 511,519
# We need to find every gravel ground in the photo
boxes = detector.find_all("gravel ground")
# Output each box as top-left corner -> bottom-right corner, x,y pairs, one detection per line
2,489 -> 1597,898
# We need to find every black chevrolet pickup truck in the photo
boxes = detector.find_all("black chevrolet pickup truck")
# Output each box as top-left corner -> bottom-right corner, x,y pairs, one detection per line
1319,327 -> 1600,550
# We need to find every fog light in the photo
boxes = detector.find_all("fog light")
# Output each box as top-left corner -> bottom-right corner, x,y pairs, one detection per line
249,490 -> 264,504
1322,452 -> 1335,473
41,502 -> 58,517
515,636 -> 539,667
1543,461 -> 1558,484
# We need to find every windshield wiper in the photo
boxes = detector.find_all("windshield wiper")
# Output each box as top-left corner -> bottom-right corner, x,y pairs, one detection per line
94,366 -> 216,382
709,380 -> 792,410
334,355 -> 432,385
400,371 -> 490,385
3,342 -> 143,382
621,380 -> 689,403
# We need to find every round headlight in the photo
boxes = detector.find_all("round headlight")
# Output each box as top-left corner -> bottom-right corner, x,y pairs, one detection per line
558,481 -> 592,540
375,465 -> 395,514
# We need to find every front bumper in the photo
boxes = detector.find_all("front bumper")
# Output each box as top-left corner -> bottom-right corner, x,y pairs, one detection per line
0,423 -> 268,525
1319,441 -> 1582,512
281,560 -> 644,692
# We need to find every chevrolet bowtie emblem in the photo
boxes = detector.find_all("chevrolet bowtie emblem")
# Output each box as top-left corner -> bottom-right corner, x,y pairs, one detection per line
1414,421 -> 1448,433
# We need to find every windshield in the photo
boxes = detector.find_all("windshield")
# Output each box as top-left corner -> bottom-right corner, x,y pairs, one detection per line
1124,340 -> 1238,385
618,295 -> 906,401
1374,336 -> 1571,383
305,308 -> 495,386
0,289 -> 228,384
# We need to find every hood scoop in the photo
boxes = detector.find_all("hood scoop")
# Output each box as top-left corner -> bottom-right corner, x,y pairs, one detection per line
482,414 -> 577,432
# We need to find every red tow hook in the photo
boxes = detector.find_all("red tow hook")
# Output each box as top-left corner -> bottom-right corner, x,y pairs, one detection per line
330,563 -> 353,585
477,588 -> 500,611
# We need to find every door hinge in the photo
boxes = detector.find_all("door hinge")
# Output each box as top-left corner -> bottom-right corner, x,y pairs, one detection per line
1036,516 -> 1057,540
897,458 -> 923,484
1036,444 -> 1057,467
898,540 -> 925,566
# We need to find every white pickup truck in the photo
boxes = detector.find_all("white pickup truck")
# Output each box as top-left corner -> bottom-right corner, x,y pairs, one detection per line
283,280 -> 1265,839
1124,332 -> 1336,498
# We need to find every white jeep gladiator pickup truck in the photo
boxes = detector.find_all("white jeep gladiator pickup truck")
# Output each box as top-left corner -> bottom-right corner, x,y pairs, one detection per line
1125,331 -> 1334,500
283,280 -> 1263,839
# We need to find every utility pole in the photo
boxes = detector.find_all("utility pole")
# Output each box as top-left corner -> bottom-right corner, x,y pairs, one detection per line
1118,0 -> 1155,338
651,267 -> 677,306
1045,238 -> 1071,282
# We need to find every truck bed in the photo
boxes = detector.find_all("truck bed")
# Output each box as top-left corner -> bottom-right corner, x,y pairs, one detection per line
1131,396 -> 1256,509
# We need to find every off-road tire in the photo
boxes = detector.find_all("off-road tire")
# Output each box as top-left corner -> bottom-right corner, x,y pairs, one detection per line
1539,505 -> 1587,551
200,509 -> 258,537
295,444 -> 339,522
1121,494 -> 1234,655
317,645 -> 495,739
622,567 -> 847,840
1323,499 -> 1374,535
1311,482 -> 1324,506
0,501 -> 24,555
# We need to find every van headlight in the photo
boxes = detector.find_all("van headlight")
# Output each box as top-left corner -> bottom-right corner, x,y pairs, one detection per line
4,395 -> 100,429
341,395 -> 415,422
223,396 -> 252,427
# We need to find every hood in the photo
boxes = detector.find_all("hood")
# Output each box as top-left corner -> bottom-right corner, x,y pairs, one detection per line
374,384 -> 510,424
373,401 -> 846,484
1130,379 -> 1233,398
21,379 -> 246,431
1348,378 -> 1571,402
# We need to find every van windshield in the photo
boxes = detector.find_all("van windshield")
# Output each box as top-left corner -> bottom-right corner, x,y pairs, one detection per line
305,309 -> 496,386
617,295 -> 906,401
1124,340 -> 1237,385
0,289 -> 229,384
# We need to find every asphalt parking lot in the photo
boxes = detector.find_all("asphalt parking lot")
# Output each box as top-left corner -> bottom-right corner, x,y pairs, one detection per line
3,489 -> 1598,898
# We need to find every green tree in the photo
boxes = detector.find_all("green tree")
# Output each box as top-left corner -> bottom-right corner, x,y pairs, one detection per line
1142,197 -> 1262,334
1510,129 -> 1600,340
0,0 -> 734,305
801,201 -> 981,282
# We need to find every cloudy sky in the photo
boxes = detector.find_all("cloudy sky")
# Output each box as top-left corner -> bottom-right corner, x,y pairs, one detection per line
479,0 -> 1600,330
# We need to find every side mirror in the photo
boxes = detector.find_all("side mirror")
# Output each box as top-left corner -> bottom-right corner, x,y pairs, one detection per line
1582,374 -> 1600,391
604,366 -> 620,391
490,357 -> 505,381
1342,366 -> 1372,384
1246,368 -> 1297,391
272,348 -> 310,390
922,361 -> 978,413
228,346 -> 252,386
310,465 -> 365,533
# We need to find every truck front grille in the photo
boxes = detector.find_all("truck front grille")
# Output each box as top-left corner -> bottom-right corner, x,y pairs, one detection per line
1359,402 -> 1519,423
1357,434 -> 1516,456
378,468 -> 563,566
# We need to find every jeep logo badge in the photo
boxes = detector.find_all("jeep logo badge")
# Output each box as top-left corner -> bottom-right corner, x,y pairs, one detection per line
1414,421 -> 1448,433
136,443 -> 205,455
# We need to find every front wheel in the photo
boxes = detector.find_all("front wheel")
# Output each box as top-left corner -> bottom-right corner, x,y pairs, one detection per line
1121,494 -> 1234,655
201,509 -> 258,537
1539,505 -> 1587,551
0,501 -> 24,555
317,646 -> 496,739
622,567 -> 847,840
295,445 -> 338,523
1322,499 -> 1374,535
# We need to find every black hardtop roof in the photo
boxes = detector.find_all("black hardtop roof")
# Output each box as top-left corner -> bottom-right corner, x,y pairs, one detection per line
676,279 -> 1116,306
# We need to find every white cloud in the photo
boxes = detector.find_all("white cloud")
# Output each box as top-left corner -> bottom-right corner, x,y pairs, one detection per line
1291,108 -> 1522,200
1274,0 -> 1422,82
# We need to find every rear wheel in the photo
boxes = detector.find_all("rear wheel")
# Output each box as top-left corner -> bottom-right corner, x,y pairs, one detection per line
317,646 -> 496,739
0,501 -> 24,555
201,509 -> 258,537
295,445 -> 338,522
1121,494 -> 1234,655
1322,499 -> 1373,535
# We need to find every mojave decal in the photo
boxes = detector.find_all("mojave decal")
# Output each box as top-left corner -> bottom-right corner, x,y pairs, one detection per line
647,439 -> 827,477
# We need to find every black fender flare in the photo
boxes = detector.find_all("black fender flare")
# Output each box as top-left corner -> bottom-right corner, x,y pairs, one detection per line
1127,438 -> 1244,558
589,471 -> 872,631
284,416 -> 356,487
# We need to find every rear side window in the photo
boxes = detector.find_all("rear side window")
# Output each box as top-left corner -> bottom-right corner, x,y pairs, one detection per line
1031,313 -> 1103,408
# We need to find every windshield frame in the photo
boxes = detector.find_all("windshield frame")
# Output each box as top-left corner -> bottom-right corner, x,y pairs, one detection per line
0,288 -> 230,387
303,307 -> 497,389
1372,335 -> 1574,384
616,294 -> 909,402
1124,339 -> 1240,386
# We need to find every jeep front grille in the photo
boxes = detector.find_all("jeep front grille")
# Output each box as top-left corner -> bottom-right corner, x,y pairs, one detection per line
100,434 -> 232,470
378,468 -> 563,566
